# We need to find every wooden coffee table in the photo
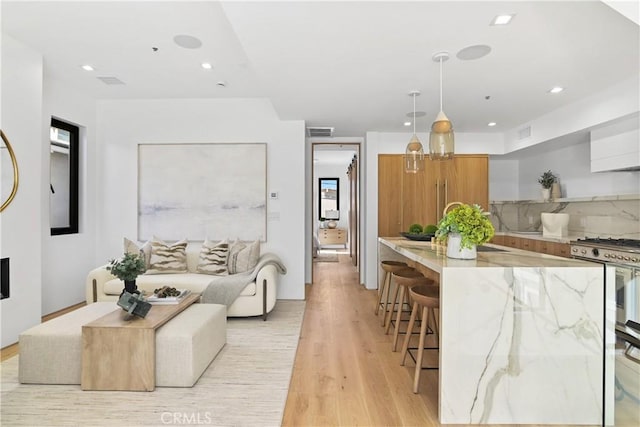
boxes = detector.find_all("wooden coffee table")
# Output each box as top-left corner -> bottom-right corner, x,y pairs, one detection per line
81,293 -> 200,391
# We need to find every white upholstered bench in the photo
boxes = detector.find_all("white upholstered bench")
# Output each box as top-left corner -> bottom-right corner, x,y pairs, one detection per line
156,303 -> 226,387
19,302 -> 226,388
19,303 -> 116,384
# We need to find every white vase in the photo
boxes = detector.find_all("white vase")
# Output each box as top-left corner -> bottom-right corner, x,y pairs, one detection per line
446,233 -> 477,259
541,188 -> 551,201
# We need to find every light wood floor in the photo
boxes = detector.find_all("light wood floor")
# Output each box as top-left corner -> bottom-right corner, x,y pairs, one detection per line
283,253 -> 441,426
282,253 -> 584,427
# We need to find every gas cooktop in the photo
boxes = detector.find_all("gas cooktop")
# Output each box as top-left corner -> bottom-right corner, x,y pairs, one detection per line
574,238 -> 640,249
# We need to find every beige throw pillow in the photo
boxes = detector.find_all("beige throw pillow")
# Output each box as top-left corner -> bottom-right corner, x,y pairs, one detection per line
197,239 -> 230,276
146,237 -> 188,274
124,238 -> 152,269
228,239 -> 260,274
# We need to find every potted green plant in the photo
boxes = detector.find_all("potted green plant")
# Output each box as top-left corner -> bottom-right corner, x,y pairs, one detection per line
106,252 -> 146,295
537,170 -> 557,200
435,203 -> 495,259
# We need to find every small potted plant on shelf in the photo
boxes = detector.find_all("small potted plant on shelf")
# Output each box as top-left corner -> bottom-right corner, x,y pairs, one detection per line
435,203 -> 495,259
106,252 -> 146,296
537,170 -> 557,201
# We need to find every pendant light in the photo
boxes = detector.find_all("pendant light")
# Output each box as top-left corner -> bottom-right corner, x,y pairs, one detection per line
405,90 -> 424,173
429,52 -> 454,160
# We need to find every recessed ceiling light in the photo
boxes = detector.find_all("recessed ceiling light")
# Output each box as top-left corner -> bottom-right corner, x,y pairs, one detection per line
201,63 -> 212,70
549,86 -> 564,94
404,121 -> 412,127
81,65 -> 94,71
491,14 -> 515,26
488,122 -> 497,127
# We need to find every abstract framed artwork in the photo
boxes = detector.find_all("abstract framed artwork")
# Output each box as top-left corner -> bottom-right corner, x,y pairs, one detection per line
138,143 -> 266,242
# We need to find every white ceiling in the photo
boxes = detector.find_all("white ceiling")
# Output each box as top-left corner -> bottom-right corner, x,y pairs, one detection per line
313,144 -> 358,166
2,1 -> 639,138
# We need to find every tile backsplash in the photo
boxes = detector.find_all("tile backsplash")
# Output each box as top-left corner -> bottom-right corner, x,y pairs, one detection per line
490,195 -> 640,239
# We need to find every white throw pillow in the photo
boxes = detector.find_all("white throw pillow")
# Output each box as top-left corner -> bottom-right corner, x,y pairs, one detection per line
228,239 -> 260,274
123,238 -> 152,269
197,238 -> 230,276
146,237 -> 188,274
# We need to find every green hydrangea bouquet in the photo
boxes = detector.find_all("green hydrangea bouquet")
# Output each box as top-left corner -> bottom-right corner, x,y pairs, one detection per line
435,203 -> 495,249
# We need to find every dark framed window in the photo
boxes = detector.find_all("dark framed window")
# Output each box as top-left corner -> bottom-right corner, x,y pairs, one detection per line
50,118 -> 79,235
318,177 -> 339,221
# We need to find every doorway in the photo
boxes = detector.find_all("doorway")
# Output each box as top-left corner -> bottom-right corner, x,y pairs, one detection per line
311,142 -> 361,282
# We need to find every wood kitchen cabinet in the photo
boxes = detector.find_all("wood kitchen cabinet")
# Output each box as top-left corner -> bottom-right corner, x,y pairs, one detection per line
378,155 -> 405,238
494,234 -> 572,259
555,243 -> 571,258
441,156 -> 489,214
378,154 -> 489,237
505,235 -> 522,249
490,235 -> 506,246
535,240 -> 553,255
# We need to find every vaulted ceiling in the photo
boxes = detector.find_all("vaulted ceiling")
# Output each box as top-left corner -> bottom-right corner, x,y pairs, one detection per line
2,1 -> 638,138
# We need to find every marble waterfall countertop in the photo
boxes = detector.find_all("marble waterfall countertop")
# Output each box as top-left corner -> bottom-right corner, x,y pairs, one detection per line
378,237 -> 615,425
379,237 -> 589,270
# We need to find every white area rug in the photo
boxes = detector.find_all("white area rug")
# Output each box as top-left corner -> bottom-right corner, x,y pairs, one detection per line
313,253 -> 339,263
0,301 -> 305,427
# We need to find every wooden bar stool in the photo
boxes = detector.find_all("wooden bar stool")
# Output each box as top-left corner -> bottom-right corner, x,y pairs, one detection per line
400,284 -> 440,393
386,269 -> 434,352
375,260 -> 408,325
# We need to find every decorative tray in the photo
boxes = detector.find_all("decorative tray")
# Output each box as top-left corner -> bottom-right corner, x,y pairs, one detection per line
400,232 -> 436,241
146,289 -> 191,304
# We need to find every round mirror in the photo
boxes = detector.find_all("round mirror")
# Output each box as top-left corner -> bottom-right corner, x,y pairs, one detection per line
1,130 -> 19,212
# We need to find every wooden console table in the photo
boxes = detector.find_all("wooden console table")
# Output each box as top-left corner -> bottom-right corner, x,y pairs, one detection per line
318,227 -> 347,246
81,293 -> 200,391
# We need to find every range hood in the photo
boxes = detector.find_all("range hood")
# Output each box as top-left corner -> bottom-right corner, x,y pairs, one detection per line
590,114 -> 640,172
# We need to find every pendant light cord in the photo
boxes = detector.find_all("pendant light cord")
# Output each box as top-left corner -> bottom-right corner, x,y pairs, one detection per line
413,93 -> 417,135
439,57 -> 443,112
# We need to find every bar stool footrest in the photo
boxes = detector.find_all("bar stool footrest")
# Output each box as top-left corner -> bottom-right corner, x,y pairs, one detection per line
406,347 -> 440,370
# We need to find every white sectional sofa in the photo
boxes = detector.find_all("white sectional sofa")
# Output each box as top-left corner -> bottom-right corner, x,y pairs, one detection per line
86,241 -> 280,320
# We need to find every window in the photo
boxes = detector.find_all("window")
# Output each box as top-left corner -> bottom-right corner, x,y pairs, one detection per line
318,177 -> 339,220
50,118 -> 79,235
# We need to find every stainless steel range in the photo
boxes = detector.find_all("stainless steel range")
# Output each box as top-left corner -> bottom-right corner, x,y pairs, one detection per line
571,237 -> 639,326
571,237 -> 640,426
570,238 -> 640,265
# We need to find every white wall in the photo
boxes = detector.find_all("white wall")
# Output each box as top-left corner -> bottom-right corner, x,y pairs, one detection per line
517,137 -> 640,200
489,159 -> 519,201
41,77 -> 97,315
0,35 -> 43,347
95,98 -> 305,300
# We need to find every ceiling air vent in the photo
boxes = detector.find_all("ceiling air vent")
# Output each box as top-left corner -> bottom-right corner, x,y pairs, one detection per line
96,76 -> 126,85
306,127 -> 334,137
518,125 -> 532,140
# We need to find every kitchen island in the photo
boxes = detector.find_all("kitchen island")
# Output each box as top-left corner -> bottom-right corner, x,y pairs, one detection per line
379,237 -> 615,425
